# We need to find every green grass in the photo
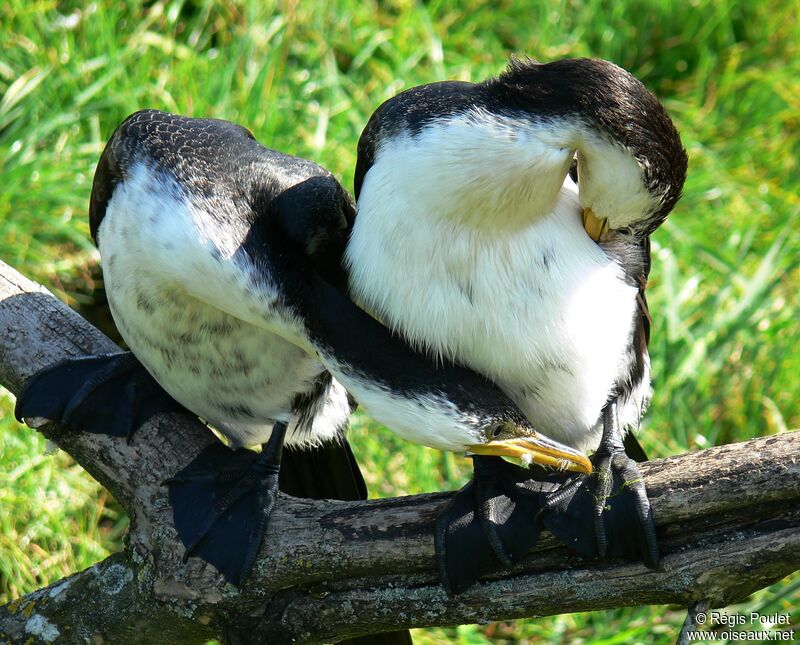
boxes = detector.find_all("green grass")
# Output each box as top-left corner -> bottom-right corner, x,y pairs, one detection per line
1,0 -> 798,641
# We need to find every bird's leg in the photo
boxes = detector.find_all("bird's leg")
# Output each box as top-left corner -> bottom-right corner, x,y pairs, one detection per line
434,402 -> 658,595
434,455 -> 561,595
15,352 -> 184,440
540,398 -> 660,567
165,421 -> 287,586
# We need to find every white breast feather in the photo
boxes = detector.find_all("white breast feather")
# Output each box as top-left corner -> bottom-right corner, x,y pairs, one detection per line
347,116 -> 646,452
97,162 -> 348,449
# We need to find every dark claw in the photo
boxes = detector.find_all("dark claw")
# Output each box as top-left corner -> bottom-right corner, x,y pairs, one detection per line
435,455 -> 558,595
540,458 -> 659,566
15,352 -> 183,439
540,401 -> 659,568
167,422 -> 287,586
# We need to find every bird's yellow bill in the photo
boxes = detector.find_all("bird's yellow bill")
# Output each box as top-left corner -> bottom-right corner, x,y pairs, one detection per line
468,435 -> 592,474
582,207 -> 609,242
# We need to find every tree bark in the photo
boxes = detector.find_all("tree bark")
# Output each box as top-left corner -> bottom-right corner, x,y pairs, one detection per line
1,258 -> 798,644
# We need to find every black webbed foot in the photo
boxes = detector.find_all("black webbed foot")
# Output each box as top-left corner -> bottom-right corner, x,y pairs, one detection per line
435,402 -> 657,595
540,401 -> 659,567
434,455 -> 560,595
15,352 -> 183,439
165,422 -> 287,586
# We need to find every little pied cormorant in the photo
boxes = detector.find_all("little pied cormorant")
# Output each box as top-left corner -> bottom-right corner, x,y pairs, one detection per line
15,109 -> 591,588
346,57 -> 688,592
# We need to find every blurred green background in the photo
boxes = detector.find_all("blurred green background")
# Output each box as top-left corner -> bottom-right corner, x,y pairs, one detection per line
1,0 -> 798,642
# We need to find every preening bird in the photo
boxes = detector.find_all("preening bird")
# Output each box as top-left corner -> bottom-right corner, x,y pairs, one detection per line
346,57 -> 688,591
16,109 -> 591,588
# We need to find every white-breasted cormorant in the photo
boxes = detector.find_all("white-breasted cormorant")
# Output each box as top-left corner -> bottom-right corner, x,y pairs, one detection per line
346,57 -> 688,592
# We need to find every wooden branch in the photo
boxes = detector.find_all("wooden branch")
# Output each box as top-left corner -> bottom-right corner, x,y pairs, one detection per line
1,258 -> 799,644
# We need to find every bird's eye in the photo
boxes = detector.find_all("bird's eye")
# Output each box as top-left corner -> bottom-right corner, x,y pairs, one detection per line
490,424 -> 504,439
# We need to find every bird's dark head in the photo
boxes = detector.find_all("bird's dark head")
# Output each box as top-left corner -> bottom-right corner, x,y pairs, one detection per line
488,57 -> 688,235
262,175 -> 355,290
464,411 -> 592,473
267,176 -> 354,262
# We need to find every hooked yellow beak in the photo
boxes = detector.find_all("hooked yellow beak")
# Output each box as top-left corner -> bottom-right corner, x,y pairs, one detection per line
582,207 -> 609,242
467,435 -> 592,474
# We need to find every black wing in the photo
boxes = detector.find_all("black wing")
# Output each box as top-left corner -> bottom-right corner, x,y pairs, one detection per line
620,235 -> 653,463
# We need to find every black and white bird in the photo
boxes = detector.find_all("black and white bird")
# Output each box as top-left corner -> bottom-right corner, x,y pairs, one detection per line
16,109 -> 591,587
346,57 -> 688,590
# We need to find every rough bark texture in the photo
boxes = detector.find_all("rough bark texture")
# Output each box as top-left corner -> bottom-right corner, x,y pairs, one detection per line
1,258 -> 798,644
